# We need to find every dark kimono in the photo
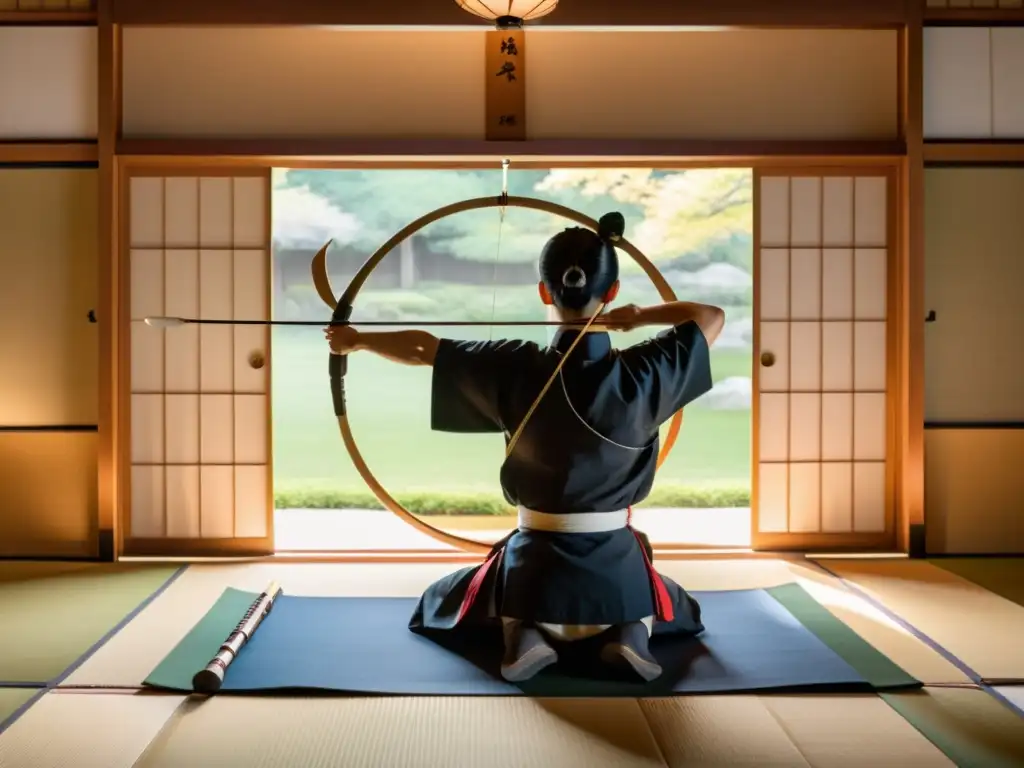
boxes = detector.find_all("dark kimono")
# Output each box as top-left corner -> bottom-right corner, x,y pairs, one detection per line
409,321 -> 714,639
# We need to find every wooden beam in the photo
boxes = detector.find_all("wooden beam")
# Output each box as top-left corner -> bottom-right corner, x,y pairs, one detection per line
924,8 -> 1024,24
110,0 -> 907,27
116,138 -> 907,161
898,7 -> 926,557
96,0 -> 121,562
924,142 -> 1024,164
0,10 -> 96,25
0,141 -> 98,164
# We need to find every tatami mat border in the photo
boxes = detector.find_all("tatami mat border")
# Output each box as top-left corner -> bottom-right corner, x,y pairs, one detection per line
0,689 -> 46,739
811,559 -> 1024,720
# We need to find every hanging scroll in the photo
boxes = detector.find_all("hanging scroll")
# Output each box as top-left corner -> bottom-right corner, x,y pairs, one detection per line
485,29 -> 526,141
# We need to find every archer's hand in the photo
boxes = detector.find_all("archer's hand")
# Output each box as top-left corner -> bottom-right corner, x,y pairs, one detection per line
599,304 -> 643,332
325,325 -> 359,355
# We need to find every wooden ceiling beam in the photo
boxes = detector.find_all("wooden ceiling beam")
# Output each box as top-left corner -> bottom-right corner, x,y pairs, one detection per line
109,0 -> 908,28
115,138 -> 907,161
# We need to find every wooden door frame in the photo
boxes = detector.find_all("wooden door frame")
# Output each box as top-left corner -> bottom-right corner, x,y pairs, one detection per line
117,163 -> 275,557
108,152 -> 916,560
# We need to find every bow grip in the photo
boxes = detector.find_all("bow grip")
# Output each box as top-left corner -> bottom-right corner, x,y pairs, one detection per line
329,301 -> 353,417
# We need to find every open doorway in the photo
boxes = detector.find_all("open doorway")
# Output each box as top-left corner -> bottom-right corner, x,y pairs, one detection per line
270,167 -> 753,552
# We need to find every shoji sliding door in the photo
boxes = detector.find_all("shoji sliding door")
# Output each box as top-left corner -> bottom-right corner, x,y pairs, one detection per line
753,168 -> 896,551
124,170 -> 273,556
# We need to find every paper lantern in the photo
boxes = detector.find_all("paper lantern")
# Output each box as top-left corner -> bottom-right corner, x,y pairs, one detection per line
455,0 -> 558,26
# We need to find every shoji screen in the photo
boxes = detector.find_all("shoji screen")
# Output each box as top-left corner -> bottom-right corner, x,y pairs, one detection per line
126,172 -> 272,555
754,170 -> 893,550
0,25 -> 97,139
924,26 -> 1024,139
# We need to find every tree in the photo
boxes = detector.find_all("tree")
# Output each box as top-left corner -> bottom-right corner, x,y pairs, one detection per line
536,169 -> 753,269
276,168 -> 645,263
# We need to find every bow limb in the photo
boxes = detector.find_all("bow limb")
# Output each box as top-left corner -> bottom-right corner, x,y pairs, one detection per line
311,240 -> 337,311
311,232 -> 495,554
308,194 -> 684,556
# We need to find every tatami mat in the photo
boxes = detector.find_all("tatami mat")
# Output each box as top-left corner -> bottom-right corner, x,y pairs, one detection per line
64,559 -> 965,688
0,689 -> 38,731
760,694 -> 955,767
2,688 -> 1019,768
639,696 -> 812,766
642,690 -> 1024,767
995,686 -> 1024,714
2,559 -> 1022,767
135,697 -> 667,768
0,691 -> 184,768
785,562 -> 968,685
62,562 -> 458,687
0,562 -> 93,584
884,687 -> 1024,768
0,563 -> 180,684
641,694 -> 958,767
818,559 -> 1024,682
932,558 -> 1024,608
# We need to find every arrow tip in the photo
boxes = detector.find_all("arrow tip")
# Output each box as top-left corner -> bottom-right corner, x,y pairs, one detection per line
145,316 -> 187,329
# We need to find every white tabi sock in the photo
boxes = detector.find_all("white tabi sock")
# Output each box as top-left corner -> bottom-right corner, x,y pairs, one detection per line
502,616 -> 655,642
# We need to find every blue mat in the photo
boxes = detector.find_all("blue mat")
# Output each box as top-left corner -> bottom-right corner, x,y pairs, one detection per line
146,586 -> 911,696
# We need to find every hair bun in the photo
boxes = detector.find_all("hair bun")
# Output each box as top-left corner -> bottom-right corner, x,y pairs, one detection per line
597,212 -> 626,242
561,265 -> 587,289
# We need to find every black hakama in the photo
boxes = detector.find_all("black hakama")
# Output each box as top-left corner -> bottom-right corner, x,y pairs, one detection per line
409,322 -> 713,640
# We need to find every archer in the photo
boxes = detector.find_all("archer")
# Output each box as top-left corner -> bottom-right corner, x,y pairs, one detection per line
325,212 -> 725,682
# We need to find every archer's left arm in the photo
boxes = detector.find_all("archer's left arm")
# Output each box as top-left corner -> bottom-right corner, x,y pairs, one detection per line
329,328 -> 440,367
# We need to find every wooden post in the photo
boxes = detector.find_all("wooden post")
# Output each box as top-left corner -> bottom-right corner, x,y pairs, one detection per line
898,5 -> 926,557
97,0 -> 122,561
485,28 -> 527,141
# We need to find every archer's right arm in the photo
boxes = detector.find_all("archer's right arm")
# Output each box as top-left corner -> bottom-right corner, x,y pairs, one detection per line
617,307 -> 721,427
631,301 -> 726,347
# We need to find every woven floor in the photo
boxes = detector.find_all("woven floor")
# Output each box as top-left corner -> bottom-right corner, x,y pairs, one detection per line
0,558 -> 1022,767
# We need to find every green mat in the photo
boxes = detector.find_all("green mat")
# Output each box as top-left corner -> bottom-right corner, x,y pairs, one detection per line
932,558 -> 1024,608
0,564 -> 181,684
147,588 -> 254,690
767,583 -> 917,689
145,583 -> 918,692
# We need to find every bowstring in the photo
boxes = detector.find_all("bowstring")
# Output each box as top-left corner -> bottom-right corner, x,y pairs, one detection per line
487,159 -> 511,342
504,300 -> 606,460
487,212 -> 505,342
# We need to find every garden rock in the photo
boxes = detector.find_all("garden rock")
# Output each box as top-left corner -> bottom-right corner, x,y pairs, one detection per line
714,316 -> 752,349
699,376 -> 751,410
673,263 -> 752,289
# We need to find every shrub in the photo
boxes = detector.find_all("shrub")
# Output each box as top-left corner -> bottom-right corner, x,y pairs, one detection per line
274,483 -> 750,513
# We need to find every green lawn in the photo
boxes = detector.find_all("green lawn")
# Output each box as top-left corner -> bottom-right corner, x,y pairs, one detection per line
272,327 -> 751,500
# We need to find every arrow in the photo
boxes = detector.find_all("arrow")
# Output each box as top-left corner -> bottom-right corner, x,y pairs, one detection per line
144,316 -> 612,329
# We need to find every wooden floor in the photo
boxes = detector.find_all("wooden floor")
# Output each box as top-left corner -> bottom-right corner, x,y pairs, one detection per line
0,557 -> 1022,767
